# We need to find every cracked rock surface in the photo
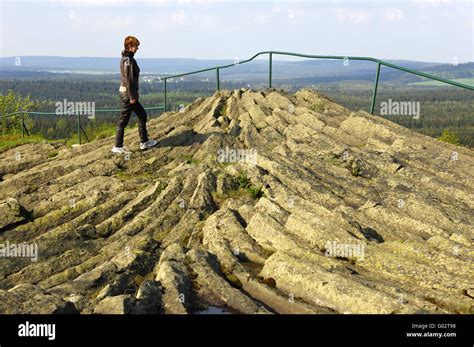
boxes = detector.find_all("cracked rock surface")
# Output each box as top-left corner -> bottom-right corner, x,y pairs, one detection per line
0,88 -> 472,314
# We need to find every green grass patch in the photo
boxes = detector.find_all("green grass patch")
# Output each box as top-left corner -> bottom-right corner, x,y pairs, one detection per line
181,153 -> 199,164
409,78 -> 474,87
0,134 -> 50,150
237,172 -> 251,189
213,172 -> 264,202
47,150 -> 59,158
89,123 -> 116,140
438,129 -> 460,146
247,185 -> 264,199
116,169 -> 154,181
237,172 -> 264,199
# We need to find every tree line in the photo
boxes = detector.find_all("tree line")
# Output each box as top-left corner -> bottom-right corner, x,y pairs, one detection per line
0,78 -> 472,147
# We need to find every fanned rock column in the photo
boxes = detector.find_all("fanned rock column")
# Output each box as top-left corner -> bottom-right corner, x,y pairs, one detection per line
0,87 -> 472,314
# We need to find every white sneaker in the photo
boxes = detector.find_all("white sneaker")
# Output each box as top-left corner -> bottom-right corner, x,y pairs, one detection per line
111,146 -> 130,154
140,139 -> 158,150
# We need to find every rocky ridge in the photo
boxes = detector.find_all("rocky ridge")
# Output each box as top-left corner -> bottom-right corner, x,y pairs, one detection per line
0,88 -> 472,314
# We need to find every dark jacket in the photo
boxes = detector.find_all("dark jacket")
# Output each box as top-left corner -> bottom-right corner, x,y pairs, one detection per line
120,50 -> 140,100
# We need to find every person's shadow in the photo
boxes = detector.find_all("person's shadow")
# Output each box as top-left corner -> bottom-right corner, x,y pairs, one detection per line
155,129 -> 214,148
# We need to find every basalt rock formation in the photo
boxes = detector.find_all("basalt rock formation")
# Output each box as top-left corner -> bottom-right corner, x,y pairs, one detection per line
0,88 -> 472,314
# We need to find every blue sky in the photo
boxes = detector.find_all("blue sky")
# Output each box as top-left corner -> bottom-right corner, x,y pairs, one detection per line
1,0 -> 473,63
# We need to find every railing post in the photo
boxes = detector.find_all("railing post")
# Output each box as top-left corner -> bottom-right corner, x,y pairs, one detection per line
164,77 -> 167,112
21,112 -> 24,137
370,62 -> 381,115
216,68 -> 220,91
269,52 -> 273,88
77,113 -> 81,145
20,109 -> 30,137
80,123 -> 90,143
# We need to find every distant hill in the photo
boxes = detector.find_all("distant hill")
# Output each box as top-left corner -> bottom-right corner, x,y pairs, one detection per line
1,55 -> 471,85
0,55 -> 442,76
0,56 -> 233,75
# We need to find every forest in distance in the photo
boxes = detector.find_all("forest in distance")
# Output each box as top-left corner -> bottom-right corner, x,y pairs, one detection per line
0,70 -> 473,148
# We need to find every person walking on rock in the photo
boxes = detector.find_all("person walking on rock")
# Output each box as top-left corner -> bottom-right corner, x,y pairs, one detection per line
112,35 -> 157,153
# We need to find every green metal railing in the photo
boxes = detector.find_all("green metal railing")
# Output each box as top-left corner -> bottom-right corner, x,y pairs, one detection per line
1,106 -> 164,144
161,50 -> 474,113
2,50 -> 473,144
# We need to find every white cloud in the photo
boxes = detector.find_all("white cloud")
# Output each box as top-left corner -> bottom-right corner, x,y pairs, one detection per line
1,0 -> 472,62
288,9 -> 295,20
254,13 -> 271,25
334,8 -> 370,24
170,9 -> 186,25
409,0 -> 454,4
384,8 -> 404,21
